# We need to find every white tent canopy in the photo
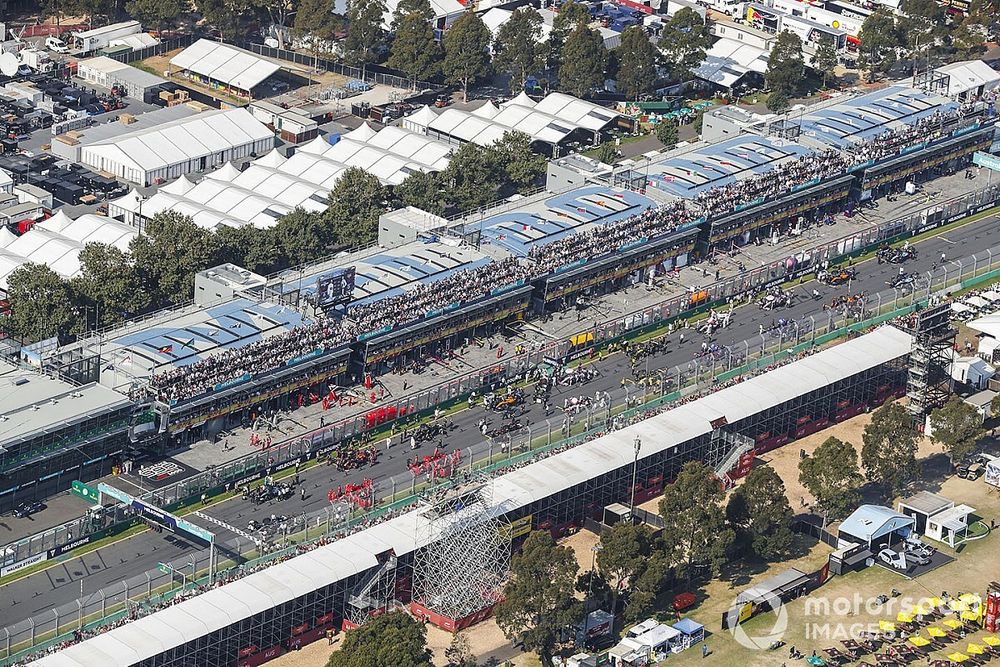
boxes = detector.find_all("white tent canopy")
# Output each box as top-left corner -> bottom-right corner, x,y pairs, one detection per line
79,108 -> 274,186
170,39 -> 282,92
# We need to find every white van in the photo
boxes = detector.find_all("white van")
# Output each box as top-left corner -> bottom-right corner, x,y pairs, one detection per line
45,36 -> 69,53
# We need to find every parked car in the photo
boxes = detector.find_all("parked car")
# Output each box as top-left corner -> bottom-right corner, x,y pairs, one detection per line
957,462 -> 983,480
877,548 -> 908,570
45,36 -> 69,53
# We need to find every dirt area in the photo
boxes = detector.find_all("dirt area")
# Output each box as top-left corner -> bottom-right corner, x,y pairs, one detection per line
643,406 -> 1000,666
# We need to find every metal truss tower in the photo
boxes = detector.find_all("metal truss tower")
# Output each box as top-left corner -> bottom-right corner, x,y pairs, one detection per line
412,483 -> 510,626
345,549 -> 398,626
901,301 -> 955,419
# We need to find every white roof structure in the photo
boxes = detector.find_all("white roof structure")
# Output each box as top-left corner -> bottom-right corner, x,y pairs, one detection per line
481,7 -> 553,47
293,129 -> 449,185
928,60 -> 1000,99
401,105 -> 440,134
0,167 -> 13,192
421,93 -> 620,147
37,212 -> 136,250
109,32 -> 160,50
30,325 -> 912,667
79,108 -> 274,185
529,92 -> 622,132
0,213 -> 139,288
967,313 -> 1000,339
693,38 -> 770,89
170,39 -> 282,92
839,505 -> 915,544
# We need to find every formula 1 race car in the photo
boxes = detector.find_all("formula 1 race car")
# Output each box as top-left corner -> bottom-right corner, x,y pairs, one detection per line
887,272 -> 916,289
877,246 -> 917,264
818,268 -> 857,286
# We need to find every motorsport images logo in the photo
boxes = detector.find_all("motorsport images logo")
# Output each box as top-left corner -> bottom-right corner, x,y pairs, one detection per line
725,592 -> 789,650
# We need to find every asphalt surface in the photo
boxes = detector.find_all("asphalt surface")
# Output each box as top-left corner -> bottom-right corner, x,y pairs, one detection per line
2,210 -> 999,632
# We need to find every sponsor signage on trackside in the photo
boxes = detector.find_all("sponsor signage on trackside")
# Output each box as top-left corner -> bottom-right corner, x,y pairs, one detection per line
1,552 -> 47,577
973,151 -> 1000,173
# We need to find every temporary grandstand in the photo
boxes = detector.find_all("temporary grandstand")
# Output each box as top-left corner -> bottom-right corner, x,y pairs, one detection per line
0,213 -> 137,289
26,325 -> 912,667
78,107 -> 275,186
169,39 -> 285,100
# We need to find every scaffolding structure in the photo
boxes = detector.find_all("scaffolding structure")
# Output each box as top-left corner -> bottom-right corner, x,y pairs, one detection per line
903,301 -> 955,418
411,483 -> 510,627
345,549 -> 398,627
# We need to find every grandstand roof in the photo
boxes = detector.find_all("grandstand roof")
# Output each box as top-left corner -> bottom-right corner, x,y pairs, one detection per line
643,134 -> 813,198
97,299 -> 312,379
798,85 -> 958,148
477,185 -> 656,256
169,39 -> 282,92
0,359 -> 131,450
31,325 -> 913,667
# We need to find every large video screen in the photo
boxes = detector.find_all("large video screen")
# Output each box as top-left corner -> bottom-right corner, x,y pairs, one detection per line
316,267 -> 356,307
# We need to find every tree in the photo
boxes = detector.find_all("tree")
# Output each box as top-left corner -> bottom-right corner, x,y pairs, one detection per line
950,16 -> 988,59
659,8 -> 713,81
765,30 -> 804,96
798,436 -> 863,522
991,392 -> 1000,420
395,170 -> 445,215
729,466 -> 794,560
493,7 -> 547,93
654,120 -> 678,149
861,402 -> 919,496
495,531 -> 583,667
596,522 -> 653,615
811,37 -> 838,88
658,461 -> 734,583
547,0 -> 591,72
198,0 -> 245,41
325,167 -> 387,248
252,0 -> 298,49
491,131 -> 546,193
558,22 -> 606,98
615,25 -> 657,100
326,611 -> 433,667
439,141 -> 505,211
292,0 -> 340,62
273,208 -> 335,266
130,211 -> 217,308
343,0 -> 387,79
622,552 -> 667,624
443,634 -> 477,667
898,0 -> 945,52
4,263 -> 79,343
126,0 -> 184,30
442,11 -> 492,102
388,0 -> 442,84
595,142 -> 619,165
215,224 -> 283,275
73,243 -> 150,328
766,89 -> 789,114
857,8 -> 902,82
930,396 -> 985,466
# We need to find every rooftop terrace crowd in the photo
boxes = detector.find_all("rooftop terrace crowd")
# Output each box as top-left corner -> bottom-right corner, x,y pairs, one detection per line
343,256 -> 531,335
527,201 -> 692,269
147,317 -> 351,402
143,103 -> 977,400
695,106 -> 970,220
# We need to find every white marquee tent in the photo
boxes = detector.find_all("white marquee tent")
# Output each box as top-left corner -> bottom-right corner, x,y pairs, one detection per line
169,39 -> 283,95
79,108 -> 274,186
